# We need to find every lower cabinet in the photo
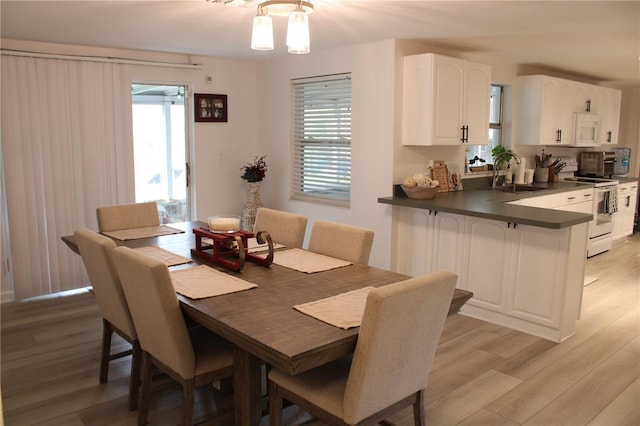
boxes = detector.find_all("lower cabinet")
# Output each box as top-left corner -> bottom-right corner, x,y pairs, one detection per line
392,207 -> 587,342
612,182 -> 638,240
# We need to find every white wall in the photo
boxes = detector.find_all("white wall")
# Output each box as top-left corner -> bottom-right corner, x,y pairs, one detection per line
255,40 -> 397,269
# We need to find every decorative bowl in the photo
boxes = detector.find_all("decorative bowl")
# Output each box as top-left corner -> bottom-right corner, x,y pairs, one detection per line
400,185 -> 438,200
208,216 -> 241,233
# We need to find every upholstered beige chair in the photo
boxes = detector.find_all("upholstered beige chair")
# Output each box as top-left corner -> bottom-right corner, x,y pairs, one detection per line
268,270 -> 457,426
74,227 -> 141,411
111,246 -> 234,426
253,207 -> 308,248
307,220 -> 374,265
96,201 -> 160,232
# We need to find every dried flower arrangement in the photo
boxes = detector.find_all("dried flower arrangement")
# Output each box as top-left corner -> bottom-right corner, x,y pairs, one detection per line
240,155 -> 267,182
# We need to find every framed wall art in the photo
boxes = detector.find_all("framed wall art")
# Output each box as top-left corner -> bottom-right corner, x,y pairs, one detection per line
194,93 -> 227,122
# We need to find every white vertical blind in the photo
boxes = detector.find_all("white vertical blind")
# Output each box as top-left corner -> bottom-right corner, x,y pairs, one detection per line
1,56 -> 134,299
291,74 -> 351,206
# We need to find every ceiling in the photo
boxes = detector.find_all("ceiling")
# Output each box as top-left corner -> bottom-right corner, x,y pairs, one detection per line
1,1 -> 639,87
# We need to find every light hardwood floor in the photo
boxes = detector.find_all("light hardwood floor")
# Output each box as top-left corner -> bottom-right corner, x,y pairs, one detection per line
2,234 -> 638,425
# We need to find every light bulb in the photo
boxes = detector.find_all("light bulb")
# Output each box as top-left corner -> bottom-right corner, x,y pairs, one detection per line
286,10 -> 310,54
251,14 -> 274,51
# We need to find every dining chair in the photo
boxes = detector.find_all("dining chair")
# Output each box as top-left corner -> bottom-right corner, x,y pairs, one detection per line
307,220 -> 374,265
111,246 -> 234,426
96,201 -> 160,232
268,270 -> 457,426
253,207 -> 308,248
74,227 -> 141,411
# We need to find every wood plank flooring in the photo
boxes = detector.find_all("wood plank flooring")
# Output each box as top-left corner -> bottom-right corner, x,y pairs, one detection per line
2,234 -> 638,425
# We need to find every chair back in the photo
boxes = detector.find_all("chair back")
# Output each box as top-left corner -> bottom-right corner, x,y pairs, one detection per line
111,246 -> 196,379
307,220 -> 374,265
343,271 -> 457,424
253,207 -> 308,248
74,228 -> 136,339
97,201 -> 160,232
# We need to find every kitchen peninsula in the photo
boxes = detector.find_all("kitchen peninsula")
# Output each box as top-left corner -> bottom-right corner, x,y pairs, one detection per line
378,180 -> 594,342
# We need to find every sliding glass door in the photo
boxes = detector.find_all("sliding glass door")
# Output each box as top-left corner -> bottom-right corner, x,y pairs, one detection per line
131,84 -> 191,223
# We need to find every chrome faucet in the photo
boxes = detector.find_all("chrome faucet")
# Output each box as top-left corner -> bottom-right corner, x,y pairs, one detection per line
492,151 -> 521,187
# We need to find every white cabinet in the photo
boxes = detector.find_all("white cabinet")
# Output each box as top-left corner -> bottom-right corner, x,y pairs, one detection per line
597,88 -> 622,145
612,182 -> 638,240
516,75 -> 575,146
402,53 -> 491,146
515,75 -> 622,147
391,204 -> 588,342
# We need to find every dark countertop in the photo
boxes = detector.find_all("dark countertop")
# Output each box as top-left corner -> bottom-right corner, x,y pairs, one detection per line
378,181 -> 596,229
615,176 -> 639,184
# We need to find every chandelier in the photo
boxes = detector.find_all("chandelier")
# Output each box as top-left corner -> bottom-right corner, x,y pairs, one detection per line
251,0 -> 314,54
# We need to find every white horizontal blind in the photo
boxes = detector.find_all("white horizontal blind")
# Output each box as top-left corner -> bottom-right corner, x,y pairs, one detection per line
291,74 -> 351,206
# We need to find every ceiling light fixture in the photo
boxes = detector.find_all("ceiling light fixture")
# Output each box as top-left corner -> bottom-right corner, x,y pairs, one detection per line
251,0 -> 314,54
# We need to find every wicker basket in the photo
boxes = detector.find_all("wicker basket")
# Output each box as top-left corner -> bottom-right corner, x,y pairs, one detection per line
400,185 -> 438,200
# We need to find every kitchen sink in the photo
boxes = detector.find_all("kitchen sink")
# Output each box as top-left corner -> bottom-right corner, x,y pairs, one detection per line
492,184 -> 547,193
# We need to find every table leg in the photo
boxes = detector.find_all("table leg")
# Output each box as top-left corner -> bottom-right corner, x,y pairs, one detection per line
233,346 -> 262,426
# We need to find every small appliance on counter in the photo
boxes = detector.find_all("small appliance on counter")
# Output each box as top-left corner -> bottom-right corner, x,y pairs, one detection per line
611,147 -> 631,176
578,151 -> 615,178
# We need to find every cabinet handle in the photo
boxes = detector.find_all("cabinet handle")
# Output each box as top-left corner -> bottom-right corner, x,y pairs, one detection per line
626,196 -> 631,207
460,125 -> 469,143
606,131 -> 612,143
585,98 -> 591,112
567,196 -> 576,200
555,129 -> 562,143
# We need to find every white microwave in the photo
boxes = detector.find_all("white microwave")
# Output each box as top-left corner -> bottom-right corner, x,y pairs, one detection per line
573,113 -> 601,147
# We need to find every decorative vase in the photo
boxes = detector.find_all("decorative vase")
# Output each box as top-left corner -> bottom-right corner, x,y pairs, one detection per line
241,181 -> 264,231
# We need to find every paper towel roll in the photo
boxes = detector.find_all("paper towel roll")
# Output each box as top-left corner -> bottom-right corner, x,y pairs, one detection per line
514,157 -> 526,184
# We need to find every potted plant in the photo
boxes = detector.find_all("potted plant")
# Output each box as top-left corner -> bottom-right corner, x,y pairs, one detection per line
491,145 -> 514,170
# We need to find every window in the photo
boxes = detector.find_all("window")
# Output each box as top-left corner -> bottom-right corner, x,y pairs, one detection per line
291,74 -> 351,206
467,84 -> 503,170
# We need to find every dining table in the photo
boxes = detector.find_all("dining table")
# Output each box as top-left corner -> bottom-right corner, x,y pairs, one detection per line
62,221 -> 472,426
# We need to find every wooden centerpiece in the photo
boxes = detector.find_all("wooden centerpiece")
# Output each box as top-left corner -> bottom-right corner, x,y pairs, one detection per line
191,219 -> 274,271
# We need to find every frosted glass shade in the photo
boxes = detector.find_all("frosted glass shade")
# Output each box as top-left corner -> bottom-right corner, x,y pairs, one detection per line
286,11 -> 310,54
251,15 -> 274,50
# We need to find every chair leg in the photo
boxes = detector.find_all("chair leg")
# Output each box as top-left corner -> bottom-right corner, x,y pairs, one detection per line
100,319 -> 113,384
127,340 -> 142,411
183,379 -> 195,426
269,380 -> 283,426
138,352 -> 153,426
413,390 -> 425,426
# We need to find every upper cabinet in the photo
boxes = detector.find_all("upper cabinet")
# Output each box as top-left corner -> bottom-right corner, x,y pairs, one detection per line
402,53 -> 491,146
515,74 -> 621,146
597,88 -> 621,145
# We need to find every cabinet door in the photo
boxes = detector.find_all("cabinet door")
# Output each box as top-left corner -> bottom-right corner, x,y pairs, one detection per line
538,78 -> 574,145
432,55 -> 465,145
431,212 -> 466,276
464,61 -> 491,145
507,225 -> 569,326
392,207 -> 435,276
462,216 -> 511,312
555,79 -> 575,145
599,88 -> 621,145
